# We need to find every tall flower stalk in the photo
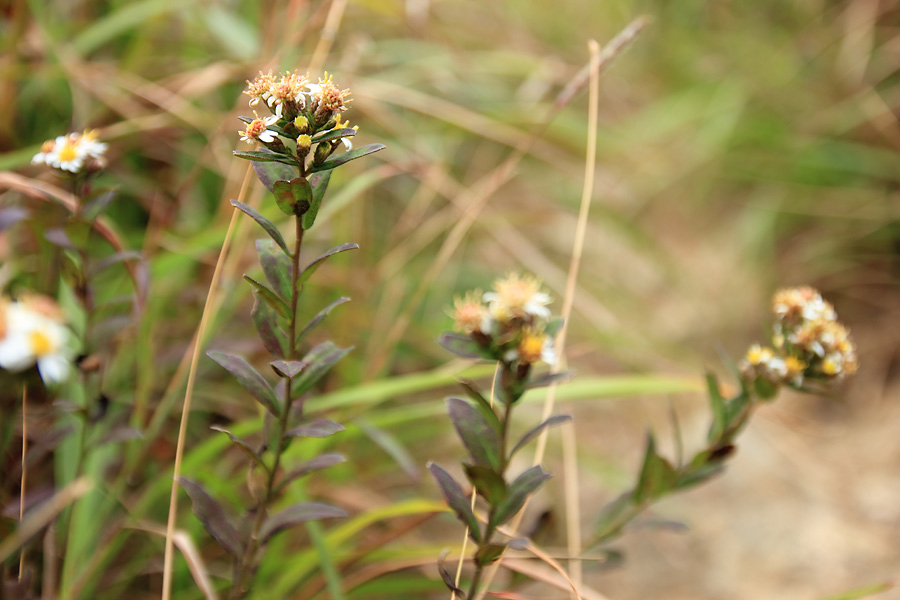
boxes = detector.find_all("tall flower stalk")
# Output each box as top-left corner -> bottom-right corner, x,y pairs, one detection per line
177,70 -> 384,599
430,274 -> 571,599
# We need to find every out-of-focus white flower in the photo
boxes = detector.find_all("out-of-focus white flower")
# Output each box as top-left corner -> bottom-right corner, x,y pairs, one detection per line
0,295 -> 74,384
32,131 -> 107,174
239,114 -> 279,144
483,273 -> 551,324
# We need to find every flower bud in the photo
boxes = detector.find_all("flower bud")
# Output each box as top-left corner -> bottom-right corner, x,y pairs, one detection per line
313,141 -> 332,165
293,115 -> 309,134
296,134 -> 312,158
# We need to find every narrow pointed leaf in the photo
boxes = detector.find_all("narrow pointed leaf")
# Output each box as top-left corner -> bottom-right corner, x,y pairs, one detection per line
210,425 -> 267,471
81,189 -> 117,221
278,453 -> 346,492
260,502 -> 347,542
634,433 -> 677,503
525,371 -> 573,391
208,350 -> 280,416
310,142 -> 386,172
490,466 -> 551,528
447,397 -> 501,471
298,243 -> 358,286
457,379 -> 501,434
284,418 -> 344,438
272,176 -> 312,217
296,296 -> 350,345
438,333 -> 492,360
252,294 -> 287,357
269,360 -> 306,379
593,492 -> 640,542
463,463 -> 507,505
256,239 -> 293,300
301,170 -> 331,229
230,199 -> 288,255
475,543 -> 507,567
706,372 -> 726,443
510,415 -> 573,457
428,462 -> 482,543
233,149 -> 299,166
292,341 -> 352,397
88,250 -> 143,278
357,418 -> 420,481
310,127 -> 357,144
177,477 -> 243,557
243,275 -> 290,318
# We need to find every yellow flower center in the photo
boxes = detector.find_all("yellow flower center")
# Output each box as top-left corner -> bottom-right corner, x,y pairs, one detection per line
58,142 -> 78,162
30,330 -> 54,356
518,333 -> 545,363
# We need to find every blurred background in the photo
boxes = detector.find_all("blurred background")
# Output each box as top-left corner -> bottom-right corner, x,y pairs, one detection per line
1,0 -> 899,598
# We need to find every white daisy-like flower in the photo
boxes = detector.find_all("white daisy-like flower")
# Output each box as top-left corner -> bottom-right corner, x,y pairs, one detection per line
32,131 -> 107,174
239,114 -> 279,144
0,299 -> 74,384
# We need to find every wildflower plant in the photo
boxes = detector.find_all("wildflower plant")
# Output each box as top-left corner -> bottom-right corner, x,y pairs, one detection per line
591,286 -> 858,543
176,70 -> 384,599
430,274 -> 572,598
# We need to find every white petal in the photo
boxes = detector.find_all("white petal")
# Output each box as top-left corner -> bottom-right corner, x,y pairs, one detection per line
341,137 -> 353,150
37,354 -> 70,383
0,335 -> 36,372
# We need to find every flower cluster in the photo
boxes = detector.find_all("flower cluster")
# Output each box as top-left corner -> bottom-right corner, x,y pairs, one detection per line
452,273 -> 557,366
32,130 -> 108,174
740,286 -> 857,393
237,71 -> 357,168
0,294 -> 74,384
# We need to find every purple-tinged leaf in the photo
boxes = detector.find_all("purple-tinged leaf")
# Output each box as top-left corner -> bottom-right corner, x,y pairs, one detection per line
438,333 -> 491,361
45,228 -> 75,249
233,149 -> 299,166
456,380 -> 502,434
447,397 -> 501,471
309,143 -> 386,173
292,342 -> 352,398
509,415 -> 573,457
208,350 -> 280,416
269,360 -> 306,379
490,466 -> 551,528
438,550 -> 467,598
298,243 -> 358,286
525,370 -> 573,391
178,477 -> 243,557
210,425 -> 267,471
272,176 -> 312,217
253,160 -> 297,193
82,189 -> 117,221
301,170 -> 332,229
230,199 -> 289,255
243,275 -> 290,318
428,462 -> 482,543
256,239 -> 293,300
296,296 -> 350,345
260,502 -> 347,542
0,206 -> 29,231
277,453 -> 345,493
252,294 -> 288,358
284,418 -> 344,438
507,537 -> 529,551
88,250 -> 143,277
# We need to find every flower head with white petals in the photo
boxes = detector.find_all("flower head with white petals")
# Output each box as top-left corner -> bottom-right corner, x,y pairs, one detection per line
32,130 -> 107,174
0,294 -> 74,384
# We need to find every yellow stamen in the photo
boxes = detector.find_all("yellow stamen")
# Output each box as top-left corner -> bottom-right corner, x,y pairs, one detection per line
30,330 -> 53,356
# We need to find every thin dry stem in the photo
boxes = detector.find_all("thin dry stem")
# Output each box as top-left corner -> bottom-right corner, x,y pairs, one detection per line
309,0 -> 349,74
160,164 -> 253,600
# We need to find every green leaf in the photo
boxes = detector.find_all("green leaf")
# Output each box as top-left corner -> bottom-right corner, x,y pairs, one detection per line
284,419 -> 344,438
273,177 -> 313,217
474,543 -> 507,567
446,397 -> 501,471
456,379 -> 502,434
298,243 -> 359,286
437,333 -> 492,361
292,342 -> 352,398
243,275 -> 290,318
544,317 -> 565,338
249,151 -> 297,193
302,170 -> 332,229
634,433 -> 678,503
310,142 -> 386,172
277,453 -> 346,493
706,372 -> 726,443
310,127 -> 357,144
593,491 -> 639,542
269,360 -> 306,379
296,296 -> 350,345
463,463 -> 507,505
207,350 -> 280,417
209,425 -> 267,472
252,294 -> 288,358
256,239 -> 293,300
490,466 -> 551,528
177,478 -> 243,557
427,462 -> 482,543
525,371 -> 573,391
233,149 -> 299,166
230,199 -> 289,255
260,502 -> 347,543
509,414 -> 573,457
